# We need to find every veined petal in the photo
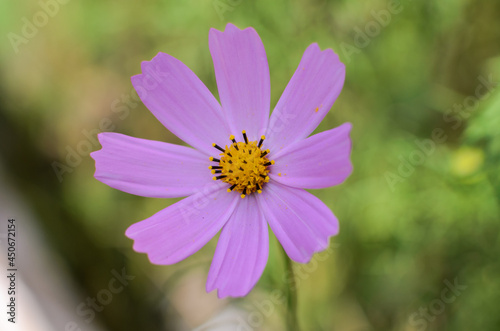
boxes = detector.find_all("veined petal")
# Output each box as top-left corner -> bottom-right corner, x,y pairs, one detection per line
270,123 -> 353,189
91,133 -> 213,198
265,43 -> 345,153
125,183 -> 238,265
206,195 -> 268,298
257,182 -> 338,263
131,52 -> 230,155
209,23 -> 270,141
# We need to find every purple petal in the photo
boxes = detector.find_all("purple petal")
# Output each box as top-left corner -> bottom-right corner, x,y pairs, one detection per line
257,182 -> 338,263
131,52 -> 230,155
269,123 -> 353,189
91,133 -> 214,198
125,183 -> 238,265
209,23 -> 270,141
206,195 -> 268,298
265,43 -> 345,153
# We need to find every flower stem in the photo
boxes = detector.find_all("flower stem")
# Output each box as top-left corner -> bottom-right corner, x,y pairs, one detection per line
283,247 -> 300,331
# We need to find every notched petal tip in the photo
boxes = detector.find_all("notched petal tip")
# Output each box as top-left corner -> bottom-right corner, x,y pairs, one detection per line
210,22 -> 257,38
206,283 -> 253,299
305,43 -> 346,79
95,131 -> 112,143
89,150 -> 100,161
137,51 -> 169,67
307,42 -> 342,59
130,53 -> 168,88
217,287 -> 253,299
124,219 -> 150,240
206,279 -> 247,299
130,73 -> 142,85
125,227 -> 176,266
308,42 -> 320,51
90,134 -> 107,177
90,132 -> 117,161
124,224 -> 137,239
295,238 -> 337,264
224,22 -> 240,31
131,53 -> 178,90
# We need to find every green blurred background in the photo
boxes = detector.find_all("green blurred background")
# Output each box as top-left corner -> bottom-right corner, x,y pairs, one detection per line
1,0 -> 499,330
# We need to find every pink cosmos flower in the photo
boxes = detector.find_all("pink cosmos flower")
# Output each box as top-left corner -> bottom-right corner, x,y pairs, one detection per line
91,23 -> 352,298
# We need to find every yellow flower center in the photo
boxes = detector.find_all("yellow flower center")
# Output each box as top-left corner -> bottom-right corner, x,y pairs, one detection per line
209,131 -> 274,198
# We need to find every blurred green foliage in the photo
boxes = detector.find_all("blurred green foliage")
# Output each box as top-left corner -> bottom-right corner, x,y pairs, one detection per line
1,0 -> 500,330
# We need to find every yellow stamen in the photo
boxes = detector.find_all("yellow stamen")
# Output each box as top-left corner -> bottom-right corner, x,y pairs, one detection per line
209,133 -> 274,196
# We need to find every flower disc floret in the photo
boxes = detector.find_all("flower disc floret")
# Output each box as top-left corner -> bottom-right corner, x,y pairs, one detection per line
210,131 -> 273,198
